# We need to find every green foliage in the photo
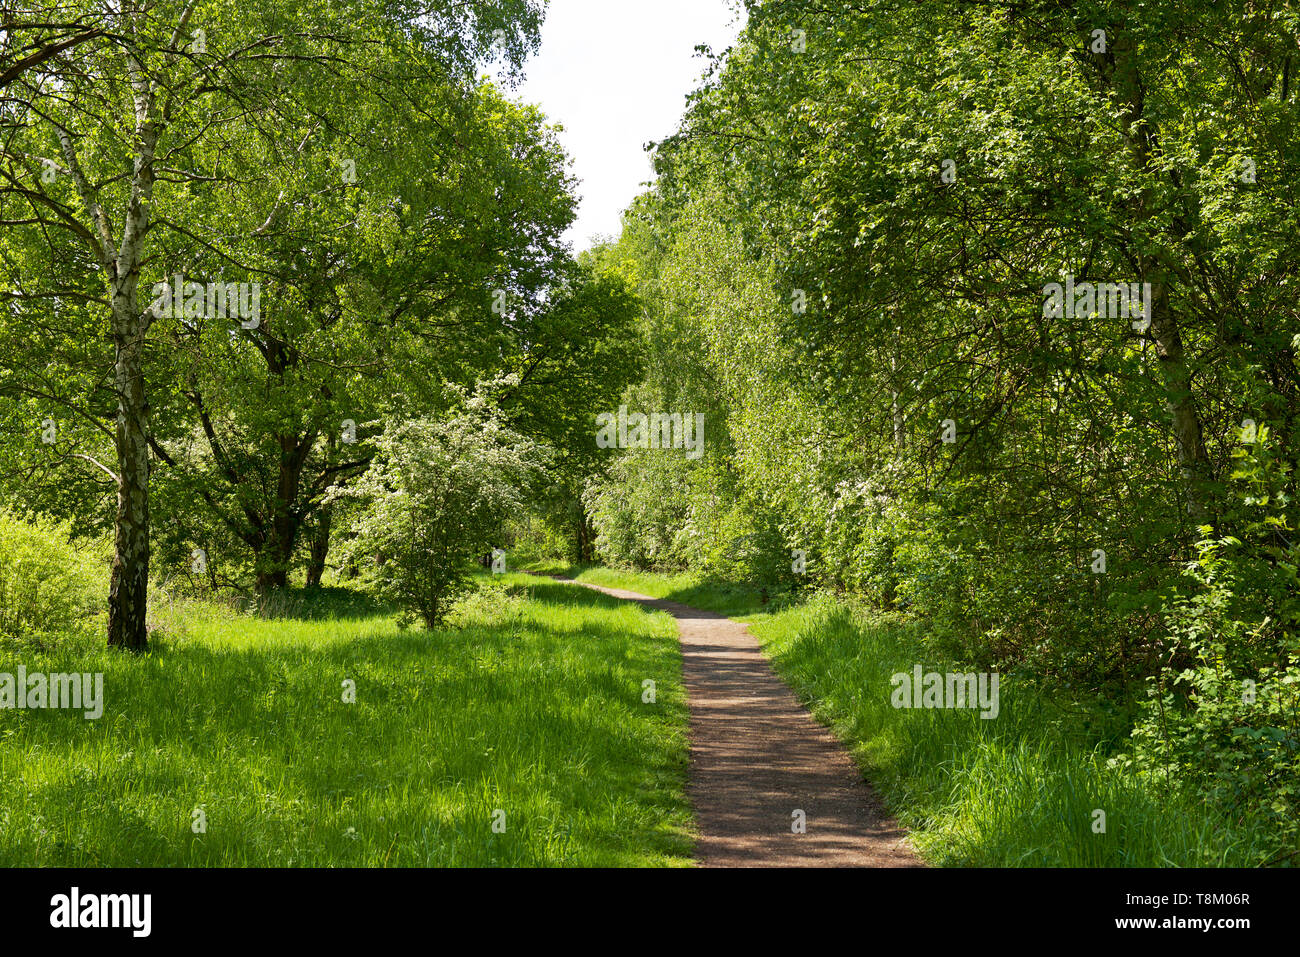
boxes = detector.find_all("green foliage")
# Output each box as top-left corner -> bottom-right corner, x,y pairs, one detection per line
0,510 -> 102,643
1123,430 -> 1300,862
584,447 -> 693,571
337,381 -> 547,628
497,254 -> 647,562
505,515 -> 573,564
599,0 -> 1300,685
692,492 -> 801,600
589,0 -> 1300,860
0,0 -> 582,626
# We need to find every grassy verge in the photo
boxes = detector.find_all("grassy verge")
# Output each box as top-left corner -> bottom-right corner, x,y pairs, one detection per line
0,574 -> 692,866
545,564 -> 1276,866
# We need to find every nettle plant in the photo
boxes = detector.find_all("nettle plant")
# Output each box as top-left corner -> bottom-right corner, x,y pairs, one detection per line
333,380 -> 547,629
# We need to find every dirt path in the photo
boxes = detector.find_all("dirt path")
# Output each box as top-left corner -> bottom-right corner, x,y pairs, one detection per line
555,576 -> 921,867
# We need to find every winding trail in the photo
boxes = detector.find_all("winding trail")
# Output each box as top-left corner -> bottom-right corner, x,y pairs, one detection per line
554,575 -> 921,868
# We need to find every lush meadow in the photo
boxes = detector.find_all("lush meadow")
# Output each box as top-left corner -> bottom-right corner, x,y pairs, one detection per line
0,575 -> 691,867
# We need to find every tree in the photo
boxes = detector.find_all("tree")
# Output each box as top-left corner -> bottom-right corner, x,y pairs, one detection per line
143,73 -> 574,596
0,6 -> 103,91
336,380 -> 546,628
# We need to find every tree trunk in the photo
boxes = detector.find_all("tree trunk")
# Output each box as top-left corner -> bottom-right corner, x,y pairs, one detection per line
574,505 -> 596,563
102,55 -> 160,652
1146,276 -> 1213,521
1108,38 -> 1215,523
255,538 -> 294,595
253,432 -> 316,596
305,506 -> 332,588
106,308 -> 151,651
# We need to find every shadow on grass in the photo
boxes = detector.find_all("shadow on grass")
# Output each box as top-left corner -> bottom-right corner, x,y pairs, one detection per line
527,563 -> 801,620
247,585 -> 394,622
518,577 -> 646,611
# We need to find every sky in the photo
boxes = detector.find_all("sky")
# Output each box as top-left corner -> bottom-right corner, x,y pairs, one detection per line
505,0 -> 746,251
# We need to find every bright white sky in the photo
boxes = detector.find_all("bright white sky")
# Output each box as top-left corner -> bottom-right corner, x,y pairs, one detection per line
507,0 -> 746,250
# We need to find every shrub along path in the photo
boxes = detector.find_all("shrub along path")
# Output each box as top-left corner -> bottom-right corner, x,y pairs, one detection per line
549,575 -> 921,867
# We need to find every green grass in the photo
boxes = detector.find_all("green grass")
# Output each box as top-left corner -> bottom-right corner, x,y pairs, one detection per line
548,564 -> 1279,867
528,561 -> 766,618
0,574 -> 692,866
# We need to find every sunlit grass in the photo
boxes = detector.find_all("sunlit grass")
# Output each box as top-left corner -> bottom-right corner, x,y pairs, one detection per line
0,574 -> 692,867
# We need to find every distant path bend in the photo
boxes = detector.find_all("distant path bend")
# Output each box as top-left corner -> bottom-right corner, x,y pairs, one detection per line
553,575 -> 922,868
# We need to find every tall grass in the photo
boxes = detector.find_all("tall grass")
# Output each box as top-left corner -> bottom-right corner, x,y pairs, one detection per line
0,574 -> 692,867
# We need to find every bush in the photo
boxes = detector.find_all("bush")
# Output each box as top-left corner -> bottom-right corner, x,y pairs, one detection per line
506,514 -> 573,564
335,382 -> 547,628
698,497 -> 801,598
0,509 -> 102,640
1123,542 -> 1300,863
